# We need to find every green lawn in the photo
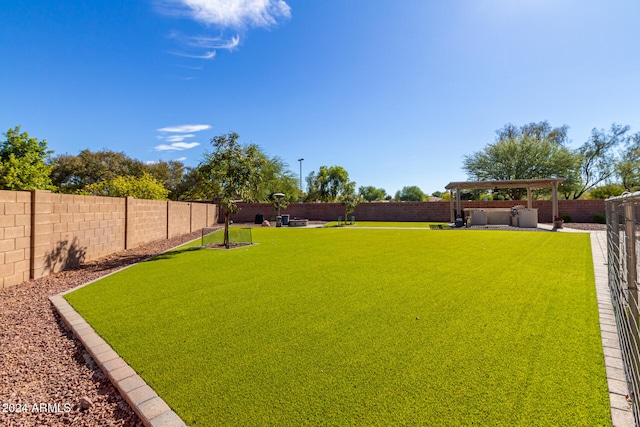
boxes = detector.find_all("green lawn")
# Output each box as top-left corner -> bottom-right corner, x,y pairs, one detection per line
65,227 -> 610,426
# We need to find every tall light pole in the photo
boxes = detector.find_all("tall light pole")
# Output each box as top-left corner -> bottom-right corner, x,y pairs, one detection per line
298,158 -> 304,203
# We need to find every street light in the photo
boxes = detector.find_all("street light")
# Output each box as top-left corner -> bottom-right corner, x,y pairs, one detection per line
298,158 -> 304,203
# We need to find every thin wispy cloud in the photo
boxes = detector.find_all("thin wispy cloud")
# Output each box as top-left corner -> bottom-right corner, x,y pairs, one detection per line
170,33 -> 240,49
165,134 -> 195,142
155,124 -> 210,152
158,124 -> 211,133
155,142 -> 201,151
168,50 -> 217,59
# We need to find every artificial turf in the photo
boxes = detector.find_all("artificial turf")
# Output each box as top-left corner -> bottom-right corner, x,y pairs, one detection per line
64,227 -> 610,426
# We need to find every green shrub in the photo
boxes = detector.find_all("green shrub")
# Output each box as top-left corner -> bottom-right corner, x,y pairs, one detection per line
593,214 -> 606,224
561,214 -> 572,223
588,184 -> 626,199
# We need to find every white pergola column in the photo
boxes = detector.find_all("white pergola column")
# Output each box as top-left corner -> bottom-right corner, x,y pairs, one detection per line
552,182 -> 559,219
449,189 -> 454,222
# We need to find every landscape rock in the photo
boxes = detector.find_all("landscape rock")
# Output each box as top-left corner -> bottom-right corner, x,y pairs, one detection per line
0,228 -> 216,427
80,396 -> 93,410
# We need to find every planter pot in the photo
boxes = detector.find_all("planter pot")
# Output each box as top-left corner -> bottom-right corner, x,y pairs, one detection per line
553,220 -> 564,228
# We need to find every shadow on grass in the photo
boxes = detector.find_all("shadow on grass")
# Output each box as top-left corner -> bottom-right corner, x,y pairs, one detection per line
144,246 -> 203,262
429,224 -> 452,230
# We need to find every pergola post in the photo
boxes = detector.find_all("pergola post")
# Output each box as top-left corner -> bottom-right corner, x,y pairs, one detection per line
449,189 -> 454,222
527,187 -> 532,209
456,186 -> 461,219
552,181 -> 559,220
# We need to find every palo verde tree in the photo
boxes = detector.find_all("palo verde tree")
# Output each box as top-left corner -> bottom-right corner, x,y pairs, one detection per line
616,131 -> 640,191
564,123 -> 631,199
0,126 -> 55,190
199,132 -> 266,248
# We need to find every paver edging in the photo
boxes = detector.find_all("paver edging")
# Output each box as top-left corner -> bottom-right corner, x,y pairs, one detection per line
47,235 -> 213,427
49,294 -> 187,427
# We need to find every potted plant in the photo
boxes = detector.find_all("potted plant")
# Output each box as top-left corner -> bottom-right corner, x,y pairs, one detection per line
553,215 -> 564,228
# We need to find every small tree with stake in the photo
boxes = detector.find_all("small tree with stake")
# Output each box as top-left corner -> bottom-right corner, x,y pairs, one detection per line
199,132 -> 265,248
339,181 -> 360,224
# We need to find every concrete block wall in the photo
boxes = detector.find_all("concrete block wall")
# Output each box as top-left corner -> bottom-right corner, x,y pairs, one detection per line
559,199 -> 605,223
0,190 -> 32,288
191,203 -> 215,231
168,201 -> 191,238
227,200 -> 606,224
0,190 -> 218,289
125,198 -> 168,249
33,192 -> 126,279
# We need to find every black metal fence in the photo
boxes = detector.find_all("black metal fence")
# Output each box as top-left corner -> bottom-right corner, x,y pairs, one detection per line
606,191 -> 640,426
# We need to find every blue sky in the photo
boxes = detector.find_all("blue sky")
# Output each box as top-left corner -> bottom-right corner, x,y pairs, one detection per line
2,0 -> 639,195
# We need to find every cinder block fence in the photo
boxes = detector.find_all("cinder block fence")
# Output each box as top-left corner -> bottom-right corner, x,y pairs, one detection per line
228,199 -> 605,224
0,190 -> 218,289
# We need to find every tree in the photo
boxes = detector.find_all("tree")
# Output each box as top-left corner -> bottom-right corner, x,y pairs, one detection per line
305,165 -> 351,202
249,154 -> 299,204
199,132 -> 266,248
144,160 -> 186,200
616,132 -> 640,191
587,184 -> 626,199
50,149 -> 146,193
358,185 -> 387,201
394,185 -> 427,201
84,173 -> 169,199
463,121 -> 576,199
565,124 -> 630,199
340,181 -> 360,220
0,126 -> 55,190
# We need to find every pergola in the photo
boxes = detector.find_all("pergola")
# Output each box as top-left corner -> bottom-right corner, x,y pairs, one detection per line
444,178 -> 565,223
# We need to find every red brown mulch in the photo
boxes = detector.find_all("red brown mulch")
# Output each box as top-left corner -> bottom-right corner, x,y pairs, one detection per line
0,229 -> 217,427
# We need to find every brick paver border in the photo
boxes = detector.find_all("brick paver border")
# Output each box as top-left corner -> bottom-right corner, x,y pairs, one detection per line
49,293 -> 186,427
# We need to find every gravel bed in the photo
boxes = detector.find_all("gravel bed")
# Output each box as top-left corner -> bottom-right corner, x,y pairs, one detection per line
560,222 -> 606,231
455,222 -> 607,232
0,229 -> 216,427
